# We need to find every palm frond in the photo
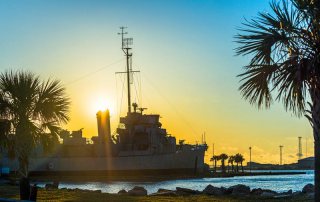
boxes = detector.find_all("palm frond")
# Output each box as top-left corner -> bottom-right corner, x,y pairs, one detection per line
235,0 -> 316,115
34,78 -> 70,124
238,64 -> 278,108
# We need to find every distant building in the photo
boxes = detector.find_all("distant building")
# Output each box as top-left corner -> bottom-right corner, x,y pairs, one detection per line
246,162 -> 298,170
298,157 -> 314,169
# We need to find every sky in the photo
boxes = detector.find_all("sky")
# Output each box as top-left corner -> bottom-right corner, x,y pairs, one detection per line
0,0 -> 313,164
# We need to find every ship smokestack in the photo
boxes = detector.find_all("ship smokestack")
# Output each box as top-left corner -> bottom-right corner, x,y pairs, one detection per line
96,110 -> 111,143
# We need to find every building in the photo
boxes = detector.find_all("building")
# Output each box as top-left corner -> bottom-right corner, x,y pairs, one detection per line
298,157 -> 314,169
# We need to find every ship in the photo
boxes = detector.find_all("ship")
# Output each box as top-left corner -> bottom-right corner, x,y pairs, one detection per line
3,28 -> 208,176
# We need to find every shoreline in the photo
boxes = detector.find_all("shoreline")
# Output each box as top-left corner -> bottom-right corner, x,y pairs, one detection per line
23,171 -> 307,183
0,183 -> 314,202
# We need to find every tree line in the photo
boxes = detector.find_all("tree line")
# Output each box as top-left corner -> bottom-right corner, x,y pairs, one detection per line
210,153 -> 245,173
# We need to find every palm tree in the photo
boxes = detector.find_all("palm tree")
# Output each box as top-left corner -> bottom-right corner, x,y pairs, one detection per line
219,153 -> 228,173
235,153 -> 245,173
235,1 -> 320,200
0,119 -> 10,151
210,155 -> 221,172
228,155 -> 235,173
0,119 -> 10,171
0,70 -> 70,177
234,154 -> 240,173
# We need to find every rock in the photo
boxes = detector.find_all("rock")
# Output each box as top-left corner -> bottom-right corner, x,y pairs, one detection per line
273,194 -> 292,199
302,184 -> 314,193
306,192 -> 315,198
282,189 -> 292,195
150,191 -> 177,196
176,187 -> 201,195
292,191 -> 302,196
229,184 -> 250,196
273,189 -> 292,199
157,188 -> 173,193
251,188 -> 263,195
81,189 -> 91,193
262,189 -> 277,194
202,185 -> 225,196
45,183 -> 59,190
127,186 -> 147,196
260,191 -> 277,197
118,189 -> 127,194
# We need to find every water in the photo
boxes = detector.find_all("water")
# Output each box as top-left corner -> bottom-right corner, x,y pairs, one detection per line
36,170 -> 314,194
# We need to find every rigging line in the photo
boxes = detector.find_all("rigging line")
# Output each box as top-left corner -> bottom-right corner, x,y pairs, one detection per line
65,58 -> 125,86
115,73 -> 120,121
118,73 -> 126,119
135,72 -> 141,106
141,72 -> 199,139
116,74 -> 122,117
138,73 -> 142,107
116,74 -> 121,119
133,73 -> 141,105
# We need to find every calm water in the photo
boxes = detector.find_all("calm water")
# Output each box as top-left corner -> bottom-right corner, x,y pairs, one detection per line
37,170 -> 313,194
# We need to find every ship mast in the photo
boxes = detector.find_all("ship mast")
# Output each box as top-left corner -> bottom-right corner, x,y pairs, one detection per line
117,27 -> 139,113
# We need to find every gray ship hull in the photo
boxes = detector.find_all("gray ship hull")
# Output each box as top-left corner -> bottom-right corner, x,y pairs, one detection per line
5,149 -> 206,176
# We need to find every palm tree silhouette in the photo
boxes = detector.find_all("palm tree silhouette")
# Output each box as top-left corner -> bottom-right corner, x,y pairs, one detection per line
219,153 -> 228,173
234,153 -> 245,173
236,153 -> 245,173
0,71 -> 70,177
234,154 -> 239,173
210,155 -> 221,173
235,1 -> 320,200
228,155 -> 235,173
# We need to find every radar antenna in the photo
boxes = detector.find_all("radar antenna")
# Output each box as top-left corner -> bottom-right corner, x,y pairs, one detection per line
116,27 -> 140,113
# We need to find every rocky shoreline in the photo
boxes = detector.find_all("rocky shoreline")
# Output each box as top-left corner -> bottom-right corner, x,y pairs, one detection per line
113,183 -> 315,199
42,181 -> 315,200
0,180 -> 315,201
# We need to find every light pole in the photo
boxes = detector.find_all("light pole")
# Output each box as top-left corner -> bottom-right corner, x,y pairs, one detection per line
279,145 -> 284,165
249,146 -> 252,173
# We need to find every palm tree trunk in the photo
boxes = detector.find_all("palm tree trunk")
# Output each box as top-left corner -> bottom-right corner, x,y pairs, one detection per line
222,161 -> 225,173
241,162 -> 244,173
315,140 -> 320,202
311,90 -> 320,202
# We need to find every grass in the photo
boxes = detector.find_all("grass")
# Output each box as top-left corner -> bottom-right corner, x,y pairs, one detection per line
0,184 -> 313,202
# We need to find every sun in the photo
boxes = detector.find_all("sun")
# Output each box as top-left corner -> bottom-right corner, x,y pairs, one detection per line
90,97 -> 115,115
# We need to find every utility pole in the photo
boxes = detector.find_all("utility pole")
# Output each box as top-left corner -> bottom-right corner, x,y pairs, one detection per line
298,137 -> 303,160
249,146 -> 252,173
279,145 -> 284,165
306,137 -> 308,158
212,143 -> 214,169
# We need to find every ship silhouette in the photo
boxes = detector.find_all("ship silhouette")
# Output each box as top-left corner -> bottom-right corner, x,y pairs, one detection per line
5,28 -> 208,176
